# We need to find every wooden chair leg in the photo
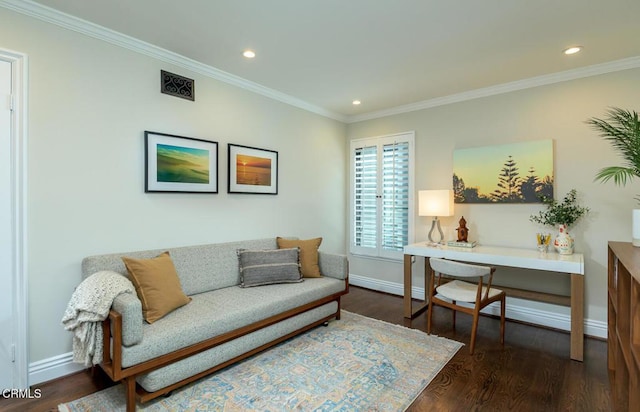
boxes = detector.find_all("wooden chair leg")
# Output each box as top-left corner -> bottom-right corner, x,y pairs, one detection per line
469,306 -> 480,355
452,300 -> 456,330
427,300 -> 433,334
124,376 -> 136,412
427,274 -> 435,334
500,294 -> 506,345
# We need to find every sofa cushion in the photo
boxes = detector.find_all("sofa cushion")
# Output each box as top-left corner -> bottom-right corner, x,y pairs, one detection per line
121,252 -> 191,323
136,302 -> 339,392
237,248 -> 302,287
120,276 -> 346,367
83,238 -> 279,296
276,237 -> 322,278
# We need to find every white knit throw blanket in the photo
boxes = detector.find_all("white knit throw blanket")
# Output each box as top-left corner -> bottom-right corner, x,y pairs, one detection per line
62,270 -> 135,367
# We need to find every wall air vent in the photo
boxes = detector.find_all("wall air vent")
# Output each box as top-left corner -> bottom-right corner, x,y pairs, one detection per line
160,70 -> 194,101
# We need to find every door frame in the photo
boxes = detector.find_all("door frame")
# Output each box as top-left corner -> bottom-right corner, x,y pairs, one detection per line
1,48 -> 28,389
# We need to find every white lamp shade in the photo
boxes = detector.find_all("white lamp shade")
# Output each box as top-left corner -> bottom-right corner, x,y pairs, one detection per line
419,190 -> 454,217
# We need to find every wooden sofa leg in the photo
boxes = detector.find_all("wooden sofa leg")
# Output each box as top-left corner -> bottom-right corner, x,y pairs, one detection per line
124,376 -> 136,412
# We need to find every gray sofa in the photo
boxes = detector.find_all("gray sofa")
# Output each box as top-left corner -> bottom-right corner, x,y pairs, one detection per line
81,238 -> 349,412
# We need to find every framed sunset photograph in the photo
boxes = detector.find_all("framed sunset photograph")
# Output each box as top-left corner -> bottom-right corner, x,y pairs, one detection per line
144,131 -> 218,193
453,139 -> 554,203
228,144 -> 278,194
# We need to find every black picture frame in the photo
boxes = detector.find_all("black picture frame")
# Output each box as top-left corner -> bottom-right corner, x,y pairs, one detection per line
145,131 -> 218,193
227,144 -> 278,194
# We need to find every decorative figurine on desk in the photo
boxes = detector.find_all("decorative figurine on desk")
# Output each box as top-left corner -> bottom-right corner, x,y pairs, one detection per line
456,216 -> 469,242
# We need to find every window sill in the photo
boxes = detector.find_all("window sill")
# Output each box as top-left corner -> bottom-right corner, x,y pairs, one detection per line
348,253 -> 404,264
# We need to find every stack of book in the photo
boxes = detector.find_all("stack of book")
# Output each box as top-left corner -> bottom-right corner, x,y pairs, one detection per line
446,240 -> 477,248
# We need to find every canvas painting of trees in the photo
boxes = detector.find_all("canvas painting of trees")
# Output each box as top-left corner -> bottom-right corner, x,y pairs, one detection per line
453,140 -> 554,203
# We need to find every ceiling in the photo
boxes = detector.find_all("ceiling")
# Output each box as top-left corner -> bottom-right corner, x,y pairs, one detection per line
23,1 -> 640,121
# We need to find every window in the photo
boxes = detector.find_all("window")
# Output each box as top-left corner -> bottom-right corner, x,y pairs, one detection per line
350,132 -> 415,259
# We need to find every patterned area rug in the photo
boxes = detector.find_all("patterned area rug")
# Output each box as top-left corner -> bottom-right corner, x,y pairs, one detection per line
59,311 -> 462,411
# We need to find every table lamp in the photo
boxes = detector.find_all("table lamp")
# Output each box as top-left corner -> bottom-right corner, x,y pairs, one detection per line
419,189 -> 454,244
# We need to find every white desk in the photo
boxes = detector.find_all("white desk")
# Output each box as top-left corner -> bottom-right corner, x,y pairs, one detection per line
403,242 -> 585,361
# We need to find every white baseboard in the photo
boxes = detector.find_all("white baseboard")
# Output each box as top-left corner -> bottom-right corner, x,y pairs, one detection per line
348,274 -> 607,339
29,352 -> 85,385
28,276 -> 607,386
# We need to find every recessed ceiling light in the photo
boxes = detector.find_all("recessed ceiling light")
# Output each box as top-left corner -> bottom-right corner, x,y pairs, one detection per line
243,50 -> 256,58
352,100 -> 361,106
563,46 -> 582,55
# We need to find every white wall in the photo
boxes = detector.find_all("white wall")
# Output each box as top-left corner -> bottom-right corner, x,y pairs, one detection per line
347,68 -> 640,332
0,7 -> 346,375
4,2 -> 638,383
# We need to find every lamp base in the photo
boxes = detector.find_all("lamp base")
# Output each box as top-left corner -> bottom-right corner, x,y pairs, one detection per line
428,217 -> 445,244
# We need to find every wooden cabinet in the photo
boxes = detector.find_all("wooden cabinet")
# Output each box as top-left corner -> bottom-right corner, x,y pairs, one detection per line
608,241 -> 640,411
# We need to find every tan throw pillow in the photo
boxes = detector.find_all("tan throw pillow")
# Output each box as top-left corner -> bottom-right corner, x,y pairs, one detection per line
121,251 -> 191,324
276,237 -> 322,278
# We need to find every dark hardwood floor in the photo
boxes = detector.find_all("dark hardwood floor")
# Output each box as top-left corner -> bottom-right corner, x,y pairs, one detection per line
343,287 -> 611,412
1,286 -> 610,411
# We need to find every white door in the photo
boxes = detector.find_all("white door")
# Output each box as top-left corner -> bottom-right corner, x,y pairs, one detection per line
0,59 -> 14,388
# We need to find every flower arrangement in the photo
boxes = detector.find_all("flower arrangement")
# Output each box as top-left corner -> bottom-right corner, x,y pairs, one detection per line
529,189 -> 589,228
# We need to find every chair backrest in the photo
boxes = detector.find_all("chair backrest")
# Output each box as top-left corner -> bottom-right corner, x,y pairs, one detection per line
430,257 -> 492,278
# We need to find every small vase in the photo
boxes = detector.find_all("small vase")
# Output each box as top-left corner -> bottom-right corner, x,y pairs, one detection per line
554,224 -> 574,255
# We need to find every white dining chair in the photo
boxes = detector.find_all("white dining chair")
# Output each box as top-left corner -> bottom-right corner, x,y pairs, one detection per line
427,257 -> 506,354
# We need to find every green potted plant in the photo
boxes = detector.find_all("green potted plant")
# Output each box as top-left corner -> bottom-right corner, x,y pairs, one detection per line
529,189 -> 589,254
586,107 -> 640,246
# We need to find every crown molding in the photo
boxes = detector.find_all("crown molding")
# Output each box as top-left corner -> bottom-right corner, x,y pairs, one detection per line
347,56 -> 640,123
3,0 -> 639,125
0,0 -> 348,122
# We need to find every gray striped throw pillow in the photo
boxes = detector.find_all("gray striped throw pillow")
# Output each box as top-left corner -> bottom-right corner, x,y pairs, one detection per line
237,247 -> 303,287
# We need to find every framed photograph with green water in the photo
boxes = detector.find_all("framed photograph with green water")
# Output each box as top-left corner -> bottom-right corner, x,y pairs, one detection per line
453,139 -> 554,203
144,131 -> 218,193
228,144 -> 278,194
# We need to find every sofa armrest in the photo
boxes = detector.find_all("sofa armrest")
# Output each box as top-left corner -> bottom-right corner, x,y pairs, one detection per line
318,252 -> 349,280
111,293 -> 143,346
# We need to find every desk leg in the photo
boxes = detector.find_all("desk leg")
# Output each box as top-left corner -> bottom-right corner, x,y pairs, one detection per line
425,257 -> 432,291
404,254 -> 413,318
570,273 -> 584,362
404,254 -> 430,319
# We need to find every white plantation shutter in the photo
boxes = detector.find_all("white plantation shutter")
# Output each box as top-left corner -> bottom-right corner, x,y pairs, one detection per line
382,142 -> 410,251
351,132 -> 414,259
354,145 -> 378,249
